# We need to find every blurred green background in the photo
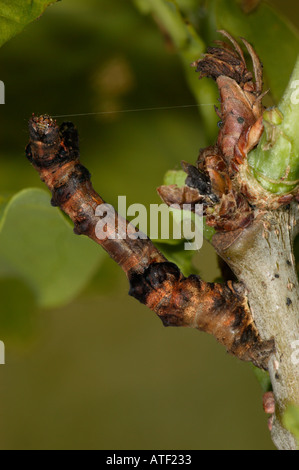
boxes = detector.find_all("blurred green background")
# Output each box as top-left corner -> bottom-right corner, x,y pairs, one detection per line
0,0 -> 297,450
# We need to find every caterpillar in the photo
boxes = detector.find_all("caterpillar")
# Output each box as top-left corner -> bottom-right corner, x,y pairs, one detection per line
26,112 -> 274,370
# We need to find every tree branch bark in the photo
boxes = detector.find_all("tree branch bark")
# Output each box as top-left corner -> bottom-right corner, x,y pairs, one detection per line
213,206 -> 299,450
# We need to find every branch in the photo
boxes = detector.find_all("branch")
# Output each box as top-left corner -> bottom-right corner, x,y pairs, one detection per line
219,205 -> 299,450
133,0 -> 219,141
26,115 -> 274,370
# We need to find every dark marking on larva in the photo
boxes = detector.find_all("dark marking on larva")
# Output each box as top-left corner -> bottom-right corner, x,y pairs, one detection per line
128,262 -> 181,304
232,307 -> 246,329
128,271 -> 151,304
286,297 -> 292,306
240,323 -> 255,344
237,117 -> 245,124
72,164 -> 91,184
212,295 -> 227,314
58,146 -> 67,159
73,217 -> 92,236
51,183 -> 71,207
286,260 -> 292,266
181,291 -> 191,303
51,164 -> 91,207
187,274 -> 202,286
60,122 -> 79,152
43,146 -> 77,168
25,144 -> 33,163
31,155 -> 61,170
274,274 -> 280,279
144,262 -> 181,289
275,372 -> 280,381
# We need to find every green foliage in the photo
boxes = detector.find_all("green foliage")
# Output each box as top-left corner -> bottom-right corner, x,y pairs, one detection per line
283,405 -> 299,447
153,168 -> 198,274
155,241 -> 198,276
154,169 -> 215,275
0,188 -> 103,309
252,365 -> 272,394
163,169 -> 187,187
0,0 -> 57,48
162,168 -> 215,241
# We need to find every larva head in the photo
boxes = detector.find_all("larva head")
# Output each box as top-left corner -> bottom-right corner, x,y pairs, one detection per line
29,114 -> 59,145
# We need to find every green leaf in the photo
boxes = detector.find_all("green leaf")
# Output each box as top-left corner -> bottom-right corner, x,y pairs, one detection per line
283,405 -> 299,447
251,365 -> 272,393
0,0 -> 58,48
160,169 -> 216,242
155,240 -> 198,276
163,169 -> 187,187
0,188 -> 104,308
210,0 -> 299,103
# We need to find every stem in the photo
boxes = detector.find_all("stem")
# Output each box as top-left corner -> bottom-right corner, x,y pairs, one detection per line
214,205 -> 299,450
248,55 -> 299,194
133,0 -> 219,141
